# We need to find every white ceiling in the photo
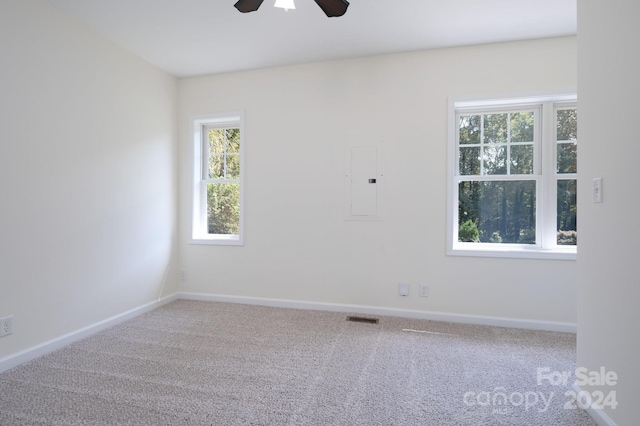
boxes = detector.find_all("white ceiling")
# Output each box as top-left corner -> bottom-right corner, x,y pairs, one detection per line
47,0 -> 577,78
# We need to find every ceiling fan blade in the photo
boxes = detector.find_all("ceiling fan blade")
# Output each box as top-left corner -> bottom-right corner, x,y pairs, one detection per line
234,0 -> 265,13
313,0 -> 349,17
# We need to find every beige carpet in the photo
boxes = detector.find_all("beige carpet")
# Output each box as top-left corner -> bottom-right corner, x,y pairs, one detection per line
0,300 -> 596,425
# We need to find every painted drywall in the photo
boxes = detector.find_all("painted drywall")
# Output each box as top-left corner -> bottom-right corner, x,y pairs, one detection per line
0,1 -> 178,360
178,37 -> 578,324
577,0 -> 640,424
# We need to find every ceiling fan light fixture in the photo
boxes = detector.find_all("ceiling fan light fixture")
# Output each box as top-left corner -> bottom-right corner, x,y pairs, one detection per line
274,0 -> 295,11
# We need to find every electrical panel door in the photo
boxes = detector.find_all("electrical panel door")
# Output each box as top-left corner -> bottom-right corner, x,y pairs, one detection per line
350,146 -> 377,216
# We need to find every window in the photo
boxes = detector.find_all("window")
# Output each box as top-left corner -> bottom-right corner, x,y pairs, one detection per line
191,113 -> 244,245
447,94 -> 577,259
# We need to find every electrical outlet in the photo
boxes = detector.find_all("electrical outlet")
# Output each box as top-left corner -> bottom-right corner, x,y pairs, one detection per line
399,282 -> 410,296
180,270 -> 188,281
0,316 -> 13,337
419,284 -> 429,298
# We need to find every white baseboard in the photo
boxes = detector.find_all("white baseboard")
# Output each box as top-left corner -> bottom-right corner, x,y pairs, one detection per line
571,383 -> 618,426
178,292 -> 577,333
0,293 -> 178,374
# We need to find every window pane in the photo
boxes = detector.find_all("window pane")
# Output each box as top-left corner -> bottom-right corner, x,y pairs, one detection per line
557,142 -> 577,174
557,109 -> 578,141
208,155 -> 224,179
458,180 -> 536,244
482,145 -> 507,175
510,145 -> 534,174
227,154 -> 240,179
557,179 -> 577,245
208,129 -> 226,155
459,146 -> 480,175
207,183 -> 240,235
510,111 -> 534,142
226,128 -> 241,153
459,115 -> 481,144
484,113 -> 508,144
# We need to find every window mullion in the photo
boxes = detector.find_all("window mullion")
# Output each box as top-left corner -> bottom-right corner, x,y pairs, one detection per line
506,112 -> 511,175
540,102 -> 557,249
202,126 -> 209,181
480,114 -> 485,175
204,178 -> 240,184
199,180 -> 208,235
223,129 -> 228,179
457,174 -> 536,182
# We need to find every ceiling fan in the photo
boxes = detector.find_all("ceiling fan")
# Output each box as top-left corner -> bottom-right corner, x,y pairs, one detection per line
234,0 -> 350,17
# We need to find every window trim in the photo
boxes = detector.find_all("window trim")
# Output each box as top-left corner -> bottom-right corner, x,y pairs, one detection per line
190,112 -> 245,246
447,92 -> 577,260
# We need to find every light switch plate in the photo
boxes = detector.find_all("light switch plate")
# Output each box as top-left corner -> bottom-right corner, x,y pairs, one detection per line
419,284 -> 429,297
593,177 -> 603,203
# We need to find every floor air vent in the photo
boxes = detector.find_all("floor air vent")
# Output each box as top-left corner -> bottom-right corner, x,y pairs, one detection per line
346,316 -> 379,324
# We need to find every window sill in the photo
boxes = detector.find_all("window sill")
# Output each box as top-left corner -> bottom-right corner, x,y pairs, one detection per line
190,235 -> 243,246
448,244 -> 576,260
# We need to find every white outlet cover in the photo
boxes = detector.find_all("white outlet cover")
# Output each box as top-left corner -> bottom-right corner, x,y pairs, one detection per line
0,316 -> 13,337
398,282 -> 410,296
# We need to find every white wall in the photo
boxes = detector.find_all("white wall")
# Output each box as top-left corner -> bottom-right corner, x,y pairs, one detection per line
578,1 -> 640,424
0,1 -> 178,360
178,36 -> 577,324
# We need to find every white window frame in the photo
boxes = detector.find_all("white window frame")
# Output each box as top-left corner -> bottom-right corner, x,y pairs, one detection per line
190,112 -> 245,245
447,92 -> 577,260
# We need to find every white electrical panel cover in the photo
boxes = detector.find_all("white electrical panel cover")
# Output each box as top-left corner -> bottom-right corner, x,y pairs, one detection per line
350,146 -> 378,216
